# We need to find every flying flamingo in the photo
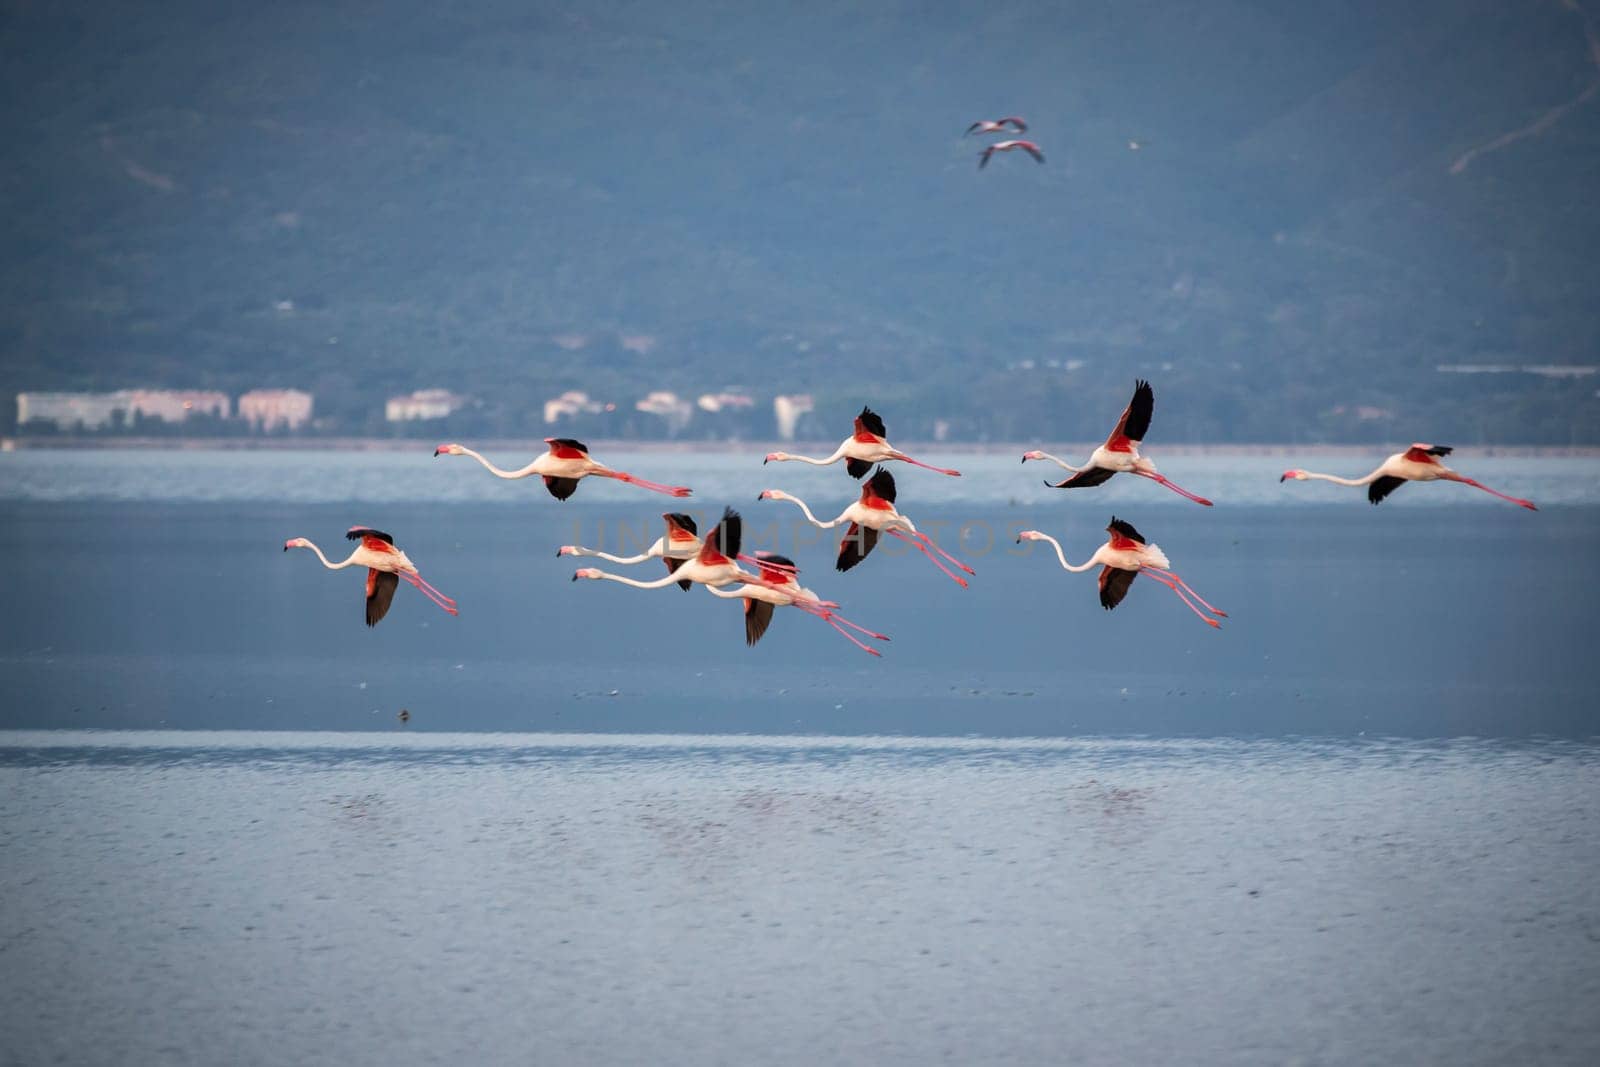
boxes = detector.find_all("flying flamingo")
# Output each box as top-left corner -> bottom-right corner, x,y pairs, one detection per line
966,116 -> 1028,136
283,526 -> 458,626
434,438 -> 691,500
1022,380 -> 1213,505
763,406 -> 961,478
979,140 -> 1044,168
571,508 -> 792,595
1016,518 -> 1225,628
702,551 -> 891,657
1280,445 -> 1537,509
558,512 -> 701,590
758,467 -> 975,586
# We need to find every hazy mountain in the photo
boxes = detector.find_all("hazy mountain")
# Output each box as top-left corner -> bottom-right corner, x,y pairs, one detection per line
2,0 -> 1597,441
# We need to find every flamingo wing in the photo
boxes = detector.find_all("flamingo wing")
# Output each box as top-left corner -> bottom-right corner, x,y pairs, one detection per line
979,146 -> 995,169
1021,142 -> 1045,163
365,569 -> 399,627
964,121 -> 986,136
864,467 -> 897,505
855,406 -> 887,439
698,508 -> 742,565
663,512 -> 698,537
1105,379 -> 1153,449
1098,566 -> 1137,610
664,556 -> 693,591
1403,444 -> 1452,463
546,437 -> 590,459
1002,116 -> 1028,131
845,457 -> 872,479
542,475 -> 581,500
1368,476 -> 1406,505
346,527 -> 395,545
836,523 -> 879,572
1046,467 -> 1116,490
744,598 -> 777,646
1106,517 -> 1147,548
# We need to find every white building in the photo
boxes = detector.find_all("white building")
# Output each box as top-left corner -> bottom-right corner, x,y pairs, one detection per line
697,391 -> 755,413
543,390 -> 610,424
773,394 -> 815,441
125,390 -> 230,422
635,390 -> 693,433
238,389 -> 314,431
17,389 -> 230,430
385,389 -> 468,422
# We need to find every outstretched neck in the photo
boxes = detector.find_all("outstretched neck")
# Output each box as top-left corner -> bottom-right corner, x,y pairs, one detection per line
303,542 -> 358,570
1300,469 -> 1382,487
1034,533 -> 1096,572
787,443 -> 849,466
460,446 -> 537,479
1031,451 -> 1083,472
774,494 -> 842,528
587,569 -> 678,590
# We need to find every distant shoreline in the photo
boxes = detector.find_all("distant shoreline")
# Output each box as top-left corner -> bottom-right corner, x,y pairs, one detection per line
4,436 -> 1598,457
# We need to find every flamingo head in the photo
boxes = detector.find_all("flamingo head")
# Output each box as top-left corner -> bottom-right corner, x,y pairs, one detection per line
1280,469 -> 1308,482
763,452 -> 788,464
1021,450 -> 1047,463
434,443 -> 464,457
1015,529 -> 1043,544
283,537 -> 310,552
556,545 -> 577,557
756,489 -> 787,502
571,567 -> 602,582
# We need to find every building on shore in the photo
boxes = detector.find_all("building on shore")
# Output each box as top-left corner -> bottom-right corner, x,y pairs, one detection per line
385,389 -> 469,422
773,394 -> 814,441
543,390 -> 611,424
238,389 -> 314,431
636,390 -> 693,434
17,389 -> 230,431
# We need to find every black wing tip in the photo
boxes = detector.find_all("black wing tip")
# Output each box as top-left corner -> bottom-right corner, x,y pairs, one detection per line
1428,445 -> 1454,456
664,511 -> 697,534
346,527 -> 394,543
1107,516 -> 1145,542
755,551 -> 796,569
548,436 -> 588,452
868,466 -> 897,502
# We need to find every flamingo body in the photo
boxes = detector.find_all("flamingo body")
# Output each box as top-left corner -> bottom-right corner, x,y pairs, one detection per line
558,512 -> 701,590
1016,518 -> 1223,627
979,140 -> 1045,168
283,526 -> 459,626
1280,445 -> 1537,509
764,406 -> 961,478
966,117 -> 1028,136
435,438 -> 691,499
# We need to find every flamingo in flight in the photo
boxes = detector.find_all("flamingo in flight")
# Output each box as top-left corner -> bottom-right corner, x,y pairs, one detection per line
558,512 -> 701,590
1016,518 -> 1226,628
764,406 -> 961,478
759,467 -> 975,586
703,551 -> 891,657
1022,380 -> 1213,505
966,116 -> 1028,136
571,508 -> 792,595
283,526 -> 458,626
979,140 -> 1044,168
1280,445 -> 1537,510
434,438 -> 691,500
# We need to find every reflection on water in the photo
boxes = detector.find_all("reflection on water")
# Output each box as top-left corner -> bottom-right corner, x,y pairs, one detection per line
3,731 -> 1598,1065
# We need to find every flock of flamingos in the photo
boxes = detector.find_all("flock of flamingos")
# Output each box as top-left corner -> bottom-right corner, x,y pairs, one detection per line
284,380 -> 1538,657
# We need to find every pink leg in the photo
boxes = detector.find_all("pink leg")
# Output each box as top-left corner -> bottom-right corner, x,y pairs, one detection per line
797,601 -> 890,641
738,553 -> 799,574
1448,474 -> 1537,511
790,604 -> 882,656
607,471 -> 693,497
409,571 -> 458,607
1144,567 -> 1225,617
401,573 -> 460,616
913,532 -> 976,575
1139,569 -> 1218,628
890,451 -> 962,477
887,530 -> 968,587
1133,469 -> 1213,506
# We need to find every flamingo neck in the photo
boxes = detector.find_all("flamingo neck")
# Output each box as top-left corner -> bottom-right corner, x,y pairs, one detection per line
303,542 -> 358,570
586,569 -> 680,590
1033,533 -> 1096,572
785,443 -> 849,466
1300,469 -> 1382,488
1033,451 -> 1084,472
774,494 -> 841,528
460,446 -> 538,479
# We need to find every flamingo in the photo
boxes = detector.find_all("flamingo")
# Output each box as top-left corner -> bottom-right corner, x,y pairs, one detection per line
763,406 -> 961,478
758,467 -> 975,586
979,140 -> 1044,168
434,437 -> 691,499
1280,445 -> 1537,510
1022,379 -> 1213,505
283,526 -> 459,626
571,508 -> 792,594
558,512 -> 701,590
966,116 -> 1028,136
1016,518 -> 1225,628
702,552 -> 892,657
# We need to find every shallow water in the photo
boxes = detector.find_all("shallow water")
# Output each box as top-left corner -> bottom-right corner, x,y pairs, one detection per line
2,732 -> 1597,1065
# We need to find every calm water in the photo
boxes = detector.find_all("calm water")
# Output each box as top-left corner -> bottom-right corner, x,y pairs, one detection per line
2,732 -> 1598,1065
2,450 -> 1598,1063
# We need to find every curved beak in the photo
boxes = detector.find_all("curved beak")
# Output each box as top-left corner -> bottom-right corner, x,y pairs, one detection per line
433,447 -> 444,457
1278,473 -> 1287,482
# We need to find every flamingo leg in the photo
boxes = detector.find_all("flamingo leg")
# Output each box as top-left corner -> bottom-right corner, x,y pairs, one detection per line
1132,469 -> 1214,506
889,451 -> 962,477
408,572 -> 458,607
1138,569 -> 1219,628
789,603 -> 882,656
794,600 -> 891,641
1143,566 -> 1226,617
603,470 -> 693,497
738,553 -> 800,575
1447,474 -> 1537,511
912,532 -> 976,575
887,529 -> 968,587
400,573 -> 460,616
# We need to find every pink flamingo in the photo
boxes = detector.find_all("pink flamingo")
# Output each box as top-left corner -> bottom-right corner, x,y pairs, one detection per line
703,552 -> 891,658
435,438 -> 691,499
558,512 -> 702,590
283,526 -> 458,626
764,407 -> 961,478
1280,445 -> 1537,509
1016,518 -> 1225,628
759,468 -> 975,586
979,140 -> 1044,168
966,117 -> 1028,136
1022,380 -> 1212,505
572,508 -> 792,596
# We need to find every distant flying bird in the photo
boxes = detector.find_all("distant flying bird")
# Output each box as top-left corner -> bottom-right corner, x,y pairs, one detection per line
966,116 -> 1028,136
1280,445 -> 1537,509
979,140 -> 1044,168
571,508 -> 791,594
759,467 -> 975,586
764,406 -> 962,478
703,551 -> 891,657
435,438 -> 691,500
283,526 -> 458,626
1022,380 -> 1213,505
1017,518 -> 1225,628
558,512 -> 701,590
